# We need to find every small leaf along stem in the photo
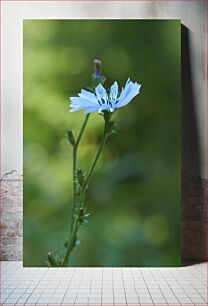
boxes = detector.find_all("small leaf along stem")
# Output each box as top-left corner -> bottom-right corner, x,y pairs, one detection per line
70,114 -> 90,234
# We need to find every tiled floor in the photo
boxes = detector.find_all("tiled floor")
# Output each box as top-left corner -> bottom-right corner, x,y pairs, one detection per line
0,261 -> 207,305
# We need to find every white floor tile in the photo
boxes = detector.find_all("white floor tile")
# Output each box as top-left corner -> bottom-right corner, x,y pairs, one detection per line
26,297 -> 40,303
63,296 -> 76,303
102,297 -> 114,302
1,261 -> 207,306
75,297 -> 89,303
89,298 -> 102,303
126,297 -> 140,303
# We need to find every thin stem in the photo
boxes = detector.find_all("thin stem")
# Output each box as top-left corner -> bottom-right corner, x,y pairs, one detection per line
62,116 -> 110,267
70,114 -> 90,234
79,117 -> 110,209
62,216 -> 80,266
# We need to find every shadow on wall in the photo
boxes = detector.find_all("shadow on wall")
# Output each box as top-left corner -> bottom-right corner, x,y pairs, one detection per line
181,25 -> 207,265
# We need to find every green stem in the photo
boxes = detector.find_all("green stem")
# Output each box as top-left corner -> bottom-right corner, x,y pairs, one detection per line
62,115 -> 110,267
79,115 -> 110,209
70,114 -> 90,234
62,216 -> 80,267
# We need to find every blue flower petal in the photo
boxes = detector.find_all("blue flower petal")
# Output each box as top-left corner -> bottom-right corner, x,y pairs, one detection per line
70,92 -> 100,112
79,89 -> 98,103
116,80 -> 141,108
95,84 -> 108,109
109,81 -> 118,110
85,106 -> 100,114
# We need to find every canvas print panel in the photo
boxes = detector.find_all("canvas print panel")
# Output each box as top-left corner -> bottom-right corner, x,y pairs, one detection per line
23,20 -> 181,267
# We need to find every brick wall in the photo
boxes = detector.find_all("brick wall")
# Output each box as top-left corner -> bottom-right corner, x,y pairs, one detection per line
0,174 -> 207,263
0,175 -> 23,260
181,176 -> 208,264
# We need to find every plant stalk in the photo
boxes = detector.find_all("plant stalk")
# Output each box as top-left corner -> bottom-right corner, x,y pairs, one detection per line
62,115 -> 110,267
70,114 -> 90,234
62,216 -> 80,266
79,118 -> 110,208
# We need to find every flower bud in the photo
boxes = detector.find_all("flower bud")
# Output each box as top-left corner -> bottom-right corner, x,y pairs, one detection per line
47,252 -> 57,266
76,169 -> 85,186
80,207 -> 84,214
66,129 -> 75,146
94,59 -> 102,74
63,240 -> 69,248
92,59 -> 106,85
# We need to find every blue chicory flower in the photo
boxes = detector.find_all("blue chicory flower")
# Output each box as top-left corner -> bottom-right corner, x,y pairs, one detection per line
70,78 -> 141,114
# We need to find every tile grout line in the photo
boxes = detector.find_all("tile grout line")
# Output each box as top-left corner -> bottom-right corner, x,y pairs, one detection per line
139,268 -> 154,305
130,267 -> 141,305
155,267 -> 181,305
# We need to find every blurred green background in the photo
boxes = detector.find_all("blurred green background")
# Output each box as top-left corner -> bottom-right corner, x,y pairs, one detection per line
23,20 -> 181,267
